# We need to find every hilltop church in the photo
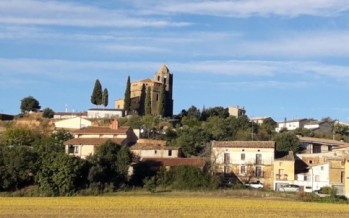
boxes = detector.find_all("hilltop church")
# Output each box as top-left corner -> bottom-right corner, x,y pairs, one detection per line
115,65 -> 173,117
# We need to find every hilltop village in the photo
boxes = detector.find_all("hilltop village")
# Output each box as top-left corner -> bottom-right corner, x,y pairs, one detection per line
1,65 -> 349,200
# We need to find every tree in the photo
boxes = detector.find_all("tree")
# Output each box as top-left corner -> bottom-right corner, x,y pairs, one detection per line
87,140 -> 132,191
102,88 -> 109,107
36,153 -> 89,196
0,146 -> 39,191
20,96 -> 41,113
124,76 -> 131,112
145,86 -> 152,115
273,132 -> 302,153
158,84 -> 166,117
138,84 -> 146,115
1,127 -> 38,147
91,79 -> 102,106
42,107 -> 54,118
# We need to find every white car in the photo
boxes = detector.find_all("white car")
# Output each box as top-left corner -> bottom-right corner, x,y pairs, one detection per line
245,182 -> 263,189
279,184 -> 300,192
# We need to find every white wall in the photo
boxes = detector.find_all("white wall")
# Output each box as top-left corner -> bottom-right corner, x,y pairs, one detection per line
55,117 -> 91,129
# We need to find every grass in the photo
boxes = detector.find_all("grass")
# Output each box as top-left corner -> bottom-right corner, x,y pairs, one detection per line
1,192 -> 349,218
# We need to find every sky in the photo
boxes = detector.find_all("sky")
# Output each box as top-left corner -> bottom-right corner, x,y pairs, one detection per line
1,0 -> 349,122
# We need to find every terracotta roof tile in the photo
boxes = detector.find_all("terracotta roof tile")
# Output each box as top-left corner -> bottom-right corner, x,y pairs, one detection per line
142,158 -> 206,168
73,126 -> 129,135
212,141 -> 275,148
64,138 -> 125,146
298,136 -> 349,147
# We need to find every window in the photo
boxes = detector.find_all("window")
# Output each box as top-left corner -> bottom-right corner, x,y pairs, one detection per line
315,175 -> 320,182
224,153 -> 230,164
341,171 -> 345,183
309,160 -> 313,164
241,153 -> 245,161
224,166 -> 230,175
240,165 -> 246,174
156,94 -> 159,101
256,154 -> 262,165
68,145 -> 79,154
304,175 -> 308,181
157,76 -> 160,81
168,149 -> 172,157
255,166 -> 262,177
321,166 -> 324,170
154,150 -> 158,154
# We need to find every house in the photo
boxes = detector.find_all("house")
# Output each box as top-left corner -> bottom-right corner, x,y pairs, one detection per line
228,106 -> 246,118
275,118 -> 308,132
296,150 -> 349,194
130,139 -> 181,160
211,141 -> 275,188
87,108 -> 124,119
53,112 -> 87,119
250,117 -> 272,125
273,152 -> 295,191
54,117 -> 92,130
295,162 -> 330,192
344,159 -> 349,198
303,121 -> 332,134
64,125 -> 138,159
298,136 -> 349,154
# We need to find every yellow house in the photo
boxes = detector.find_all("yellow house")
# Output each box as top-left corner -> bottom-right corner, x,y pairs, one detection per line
273,152 -> 295,190
130,139 -> 181,160
345,158 -> 349,198
64,126 -> 138,159
211,141 -> 275,189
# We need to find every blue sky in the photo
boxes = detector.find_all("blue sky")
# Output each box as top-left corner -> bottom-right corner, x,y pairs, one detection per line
1,0 -> 349,122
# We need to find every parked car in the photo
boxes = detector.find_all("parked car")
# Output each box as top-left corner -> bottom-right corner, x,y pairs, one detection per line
303,186 -> 313,193
245,181 -> 263,189
313,187 -> 331,197
279,184 -> 300,192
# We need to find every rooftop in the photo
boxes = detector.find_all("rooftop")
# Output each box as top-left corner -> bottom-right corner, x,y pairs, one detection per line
298,136 -> 349,147
64,138 -> 125,146
73,126 -> 130,135
142,157 -> 206,168
212,141 -> 275,149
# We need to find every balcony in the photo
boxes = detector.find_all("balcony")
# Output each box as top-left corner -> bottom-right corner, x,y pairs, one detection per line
276,174 -> 288,180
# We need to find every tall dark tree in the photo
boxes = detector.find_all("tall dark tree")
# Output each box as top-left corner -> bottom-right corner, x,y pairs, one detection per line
102,88 -> 109,107
91,79 -> 102,106
124,76 -> 131,112
158,84 -> 166,117
20,96 -> 41,113
145,86 -> 152,115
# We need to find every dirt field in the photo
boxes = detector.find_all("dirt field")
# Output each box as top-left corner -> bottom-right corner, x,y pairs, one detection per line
0,193 -> 349,218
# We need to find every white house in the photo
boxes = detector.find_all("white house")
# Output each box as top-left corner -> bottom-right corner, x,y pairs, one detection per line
87,108 -> 124,119
275,119 -> 308,132
54,117 -> 92,130
295,163 -> 330,191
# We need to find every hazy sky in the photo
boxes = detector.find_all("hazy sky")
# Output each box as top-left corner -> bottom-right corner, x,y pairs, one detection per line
1,0 -> 349,122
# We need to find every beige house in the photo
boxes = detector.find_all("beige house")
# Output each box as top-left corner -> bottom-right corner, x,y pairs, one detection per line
130,139 -> 180,160
211,141 -> 275,188
64,126 -> 138,159
228,106 -> 246,117
298,136 -> 349,154
273,152 -> 295,190
141,157 -> 207,171
345,159 -> 349,198
54,117 -> 92,130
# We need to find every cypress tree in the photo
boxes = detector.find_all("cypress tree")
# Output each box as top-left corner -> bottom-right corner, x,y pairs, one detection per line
102,88 -> 109,107
158,84 -> 166,117
138,84 -> 146,115
91,79 -> 102,106
145,86 -> 151,115
124,76 -> 131,112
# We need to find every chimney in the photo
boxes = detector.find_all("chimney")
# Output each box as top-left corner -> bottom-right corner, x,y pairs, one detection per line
110,119 -> 119,130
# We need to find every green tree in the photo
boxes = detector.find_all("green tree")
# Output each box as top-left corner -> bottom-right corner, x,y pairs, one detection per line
145,86 -> 152,115
42,107 -> 54,118
102,88 -> 109,107
1,127 -> 38,147
36,153 -> 89,196
91,79 -> 103,106
158,84 -> 166,117
20,96 -> 41,113
124,76 -> 131,112
87,140 -> 132,190
273,132 -> 302,153
138,84 -> 146,115
0,146 -> 39,191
